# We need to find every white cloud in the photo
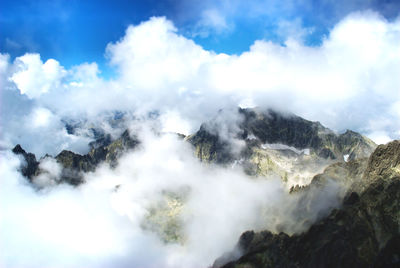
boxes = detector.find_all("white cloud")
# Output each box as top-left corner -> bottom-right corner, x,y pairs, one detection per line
107,17 -> 212,91
192,8 -> 232,37
104,12 -> 400,141
0,131 -> 343,268
276,18 -> 314,42
1,11 -> 400,267
2,12 -> 400,153
2,12 -> 399,154
10,54 -> 67,99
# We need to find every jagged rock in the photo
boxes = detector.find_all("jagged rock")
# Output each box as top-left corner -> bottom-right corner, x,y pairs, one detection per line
337,130 -> 377,161
54,129 -> 139,184
189,108 -> 376,162
188,108 -> 376,187
102,130 -> 139,166
239,108 -> 376,160
56,150 -> 95,172
215,140 -> 400,268
12,144 -> 39,181
55,150 -> 95,185
186,124 -> 235,164
239,108 -> 326,151
12,129 -> 140,186
363,140 -> 400,183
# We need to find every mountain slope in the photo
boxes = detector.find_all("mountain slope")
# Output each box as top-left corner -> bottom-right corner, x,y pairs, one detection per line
187,108 -> 376,187
215,140 -> 400,268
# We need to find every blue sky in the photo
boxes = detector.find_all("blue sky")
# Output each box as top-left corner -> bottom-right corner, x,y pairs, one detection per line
1,0 -> 399,76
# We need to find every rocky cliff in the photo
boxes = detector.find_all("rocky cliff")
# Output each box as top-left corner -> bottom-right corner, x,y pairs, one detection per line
215,140 -> 400,268
187,108 -> 376,187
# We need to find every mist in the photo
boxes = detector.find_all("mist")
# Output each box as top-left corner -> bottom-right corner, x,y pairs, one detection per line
0,124 -> 344,268
1,9 -> 399,268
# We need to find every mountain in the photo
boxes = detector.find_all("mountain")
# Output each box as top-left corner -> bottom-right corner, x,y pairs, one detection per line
13,108 -> 396,266
187,108 -> 376,187
12,129 -> 139,185
214,140 -> 400,268
14,108 -> 376,189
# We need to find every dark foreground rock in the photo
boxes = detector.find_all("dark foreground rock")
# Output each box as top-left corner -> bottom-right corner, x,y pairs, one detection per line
215,140 -> 400,268
12,144 -> 39,181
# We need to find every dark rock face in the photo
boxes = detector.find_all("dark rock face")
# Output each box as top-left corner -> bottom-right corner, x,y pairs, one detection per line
55,150 -> 95,185
239,108 -> 376,160
239,108 -> 325,151
186,124 -> 236,164
363,140 -> 400,182
215,140 -> 400,268
100,130 -> 139,166
188,108 -> 376,164
12,144 -> 39,181
12,130 -> 139,186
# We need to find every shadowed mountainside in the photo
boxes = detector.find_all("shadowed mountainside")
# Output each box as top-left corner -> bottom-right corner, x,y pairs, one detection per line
214,140 -> 400,268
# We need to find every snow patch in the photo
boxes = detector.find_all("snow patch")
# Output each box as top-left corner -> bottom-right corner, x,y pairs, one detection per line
261,143 -> 310,156
246,134 -> 257,140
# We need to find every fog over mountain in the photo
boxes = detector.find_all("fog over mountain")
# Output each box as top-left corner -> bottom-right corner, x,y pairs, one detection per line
1,9 -> 400,268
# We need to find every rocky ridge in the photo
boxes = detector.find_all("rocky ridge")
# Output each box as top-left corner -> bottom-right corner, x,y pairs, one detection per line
13,129 -> 139,185
12,108 -> 389,257
215,140 -> 400,268
187,108 -> 376,187
14,108 -> 376,188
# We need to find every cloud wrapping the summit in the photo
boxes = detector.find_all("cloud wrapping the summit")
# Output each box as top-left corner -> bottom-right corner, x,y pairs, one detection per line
85,14 -> 400,141
1,11 -> 400,155
106,14 -> 399,142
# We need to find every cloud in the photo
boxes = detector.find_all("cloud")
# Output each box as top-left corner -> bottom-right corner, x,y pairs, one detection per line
192,8 -> 232,37
276,18 -> 315,42
5,38 -> 22,50
105,12 -> 400,140
10,54 -> 67,99
171,0 -> 400,39
1,11 -> 399,156
1,11 -> 400,267
0,129 -> 343,268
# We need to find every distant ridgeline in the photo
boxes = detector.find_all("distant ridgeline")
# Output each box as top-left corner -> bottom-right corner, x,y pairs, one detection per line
14,108 -> 376,188
12,108 -> 399,266
13,129 -> 139,185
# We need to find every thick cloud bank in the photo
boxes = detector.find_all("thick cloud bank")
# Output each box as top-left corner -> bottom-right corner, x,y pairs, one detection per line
1,12 -> 400,154
0,130 -> 343,268
0,10 -> 399,268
